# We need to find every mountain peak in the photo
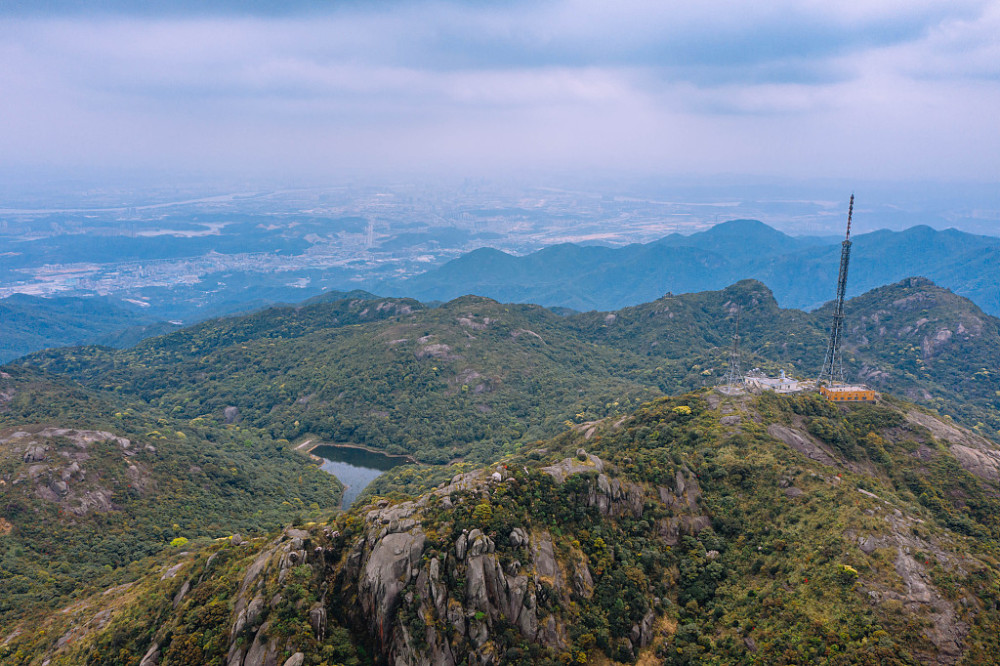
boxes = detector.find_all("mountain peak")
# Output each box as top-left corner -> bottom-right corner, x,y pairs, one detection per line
703,219 -> 783,237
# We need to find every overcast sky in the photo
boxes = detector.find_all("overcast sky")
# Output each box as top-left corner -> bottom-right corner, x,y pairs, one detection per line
1,1 -> 999,183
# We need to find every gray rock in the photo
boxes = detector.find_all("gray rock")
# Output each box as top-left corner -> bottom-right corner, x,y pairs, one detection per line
239,549 -> 273,597
139,643 -> 161,666
532,532 -> 559,581
61,462 -> 82,481
537,616 -> 565,649
223,406 -> 241,424
282,654 -> 304,666
447,600 -> 466,637
429,558 -> 448,617
858,535 -> 878,554
542,452 -> 604,484
231,533 -> 243,546
467,529 -> 494,557
246,594 -> 266,629
226,643 -> 245,666
161,563 -> 184,580
455,532 -> 468,560
243,623 -> 279,666
309,603 -> 326,640
639,610 -> 656,647
768,424 -> 838,466
360,530 -> 425,643
572,559 -> 594,598
172,580 -> 191,608
23,444 -> 46,463
517,591 -> 538,638
509,527 -> 528,548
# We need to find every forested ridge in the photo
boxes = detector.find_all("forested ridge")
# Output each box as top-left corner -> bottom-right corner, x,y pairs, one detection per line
14,277 -> 1000,463
3,390 -> 1000,665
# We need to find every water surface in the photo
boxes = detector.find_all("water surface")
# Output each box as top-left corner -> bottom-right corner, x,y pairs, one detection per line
312,444 -> 410,507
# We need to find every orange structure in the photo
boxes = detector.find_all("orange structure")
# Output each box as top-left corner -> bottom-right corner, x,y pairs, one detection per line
819,385 -> 877,402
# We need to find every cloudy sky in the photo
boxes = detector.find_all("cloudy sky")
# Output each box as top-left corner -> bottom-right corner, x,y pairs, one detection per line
1,0 -> 999,183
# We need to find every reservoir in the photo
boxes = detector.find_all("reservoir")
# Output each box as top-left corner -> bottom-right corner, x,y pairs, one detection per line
312,444 -> 411,507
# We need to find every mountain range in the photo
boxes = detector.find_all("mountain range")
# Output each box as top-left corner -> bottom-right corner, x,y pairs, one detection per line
13,277 -> 1000,462
4,220 -> 999,365
383,220 -> 1000,315
3,277 -> 1000,664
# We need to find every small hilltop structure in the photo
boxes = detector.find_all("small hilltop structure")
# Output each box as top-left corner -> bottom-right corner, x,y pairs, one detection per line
744,369 -> 808,394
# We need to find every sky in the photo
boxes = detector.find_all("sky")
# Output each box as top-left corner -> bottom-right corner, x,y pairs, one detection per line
1,1 -> 999,184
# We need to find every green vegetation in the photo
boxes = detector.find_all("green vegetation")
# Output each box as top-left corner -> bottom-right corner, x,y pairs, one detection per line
2,390 -> 999,665
0,373 -> 341,624
2,279 -> 1000,664
13,278 -> 1000,465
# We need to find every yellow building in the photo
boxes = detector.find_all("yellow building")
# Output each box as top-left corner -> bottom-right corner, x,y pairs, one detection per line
819,385 -> 877,402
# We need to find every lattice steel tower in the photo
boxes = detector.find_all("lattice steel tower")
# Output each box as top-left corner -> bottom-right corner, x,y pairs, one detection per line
719,306 -> 744,391
818,194 -> 854,386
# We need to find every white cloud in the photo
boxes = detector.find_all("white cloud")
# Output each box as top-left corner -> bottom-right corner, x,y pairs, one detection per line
0,1 -> 997,180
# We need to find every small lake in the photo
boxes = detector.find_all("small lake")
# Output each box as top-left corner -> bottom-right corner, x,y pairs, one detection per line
312,445 -> 411,507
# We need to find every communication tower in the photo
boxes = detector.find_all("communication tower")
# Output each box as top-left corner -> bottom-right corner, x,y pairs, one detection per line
719,306 -> 744,393
818,195 -> 854,386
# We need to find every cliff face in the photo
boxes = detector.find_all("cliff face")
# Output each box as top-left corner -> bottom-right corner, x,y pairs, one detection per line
5,391 -> 1000,666
206,449 -> 708,666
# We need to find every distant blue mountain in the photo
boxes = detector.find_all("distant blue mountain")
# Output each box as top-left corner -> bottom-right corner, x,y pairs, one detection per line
0,294 -> 180,362
384,221 -> 1000,315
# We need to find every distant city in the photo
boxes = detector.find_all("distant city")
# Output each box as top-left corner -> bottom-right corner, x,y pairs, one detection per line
2,178 -> 997,315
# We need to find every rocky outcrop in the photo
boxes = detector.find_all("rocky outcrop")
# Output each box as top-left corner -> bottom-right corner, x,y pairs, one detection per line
359,529 -> 426,642
3,427 -> 151,516
768,423 -> 839,467
542,449 -> 604,483
850,505 -> 972,665
902,410 -> 1000,483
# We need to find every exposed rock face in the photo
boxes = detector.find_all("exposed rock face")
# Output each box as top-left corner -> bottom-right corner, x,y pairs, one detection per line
856,511 -> 972,664
139,643 -> 160,666
359,529 -> 426,642
542,449 -> 604,483
948,444 -> 1000,483
223,406 -> 241,424
768,423 -> 839,466
3,427 -> 150,516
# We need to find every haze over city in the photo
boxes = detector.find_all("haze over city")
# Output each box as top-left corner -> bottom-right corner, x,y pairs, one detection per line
2,1 -> 999,319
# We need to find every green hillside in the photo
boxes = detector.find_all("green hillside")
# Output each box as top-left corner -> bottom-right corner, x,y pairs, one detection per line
2,390 -> 999,665
13,278 -> 1000,465
15,295 -> 659,463
0,370 -> 342,623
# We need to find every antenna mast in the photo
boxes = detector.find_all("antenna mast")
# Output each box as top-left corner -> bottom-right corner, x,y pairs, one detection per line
719,305 -> 744,392
818,194 -> 854,386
